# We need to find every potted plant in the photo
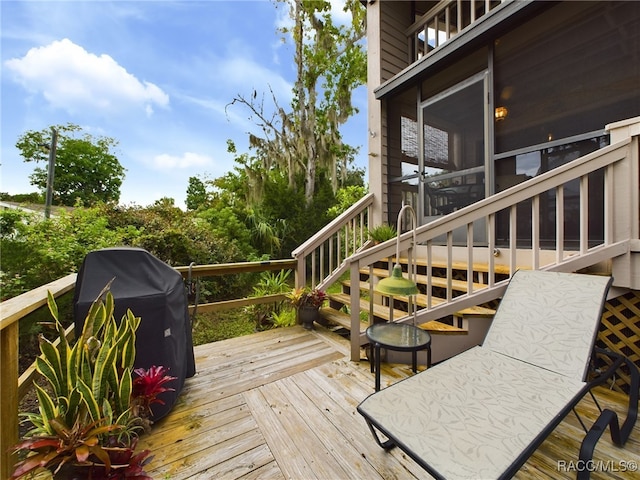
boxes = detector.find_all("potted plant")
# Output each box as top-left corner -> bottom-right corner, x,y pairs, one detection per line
367,224 -> 397,244
287,287 -> 327,330
10,284 -> 173,479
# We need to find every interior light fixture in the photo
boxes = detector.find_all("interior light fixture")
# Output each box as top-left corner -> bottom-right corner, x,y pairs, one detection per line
495,106 -> 508,121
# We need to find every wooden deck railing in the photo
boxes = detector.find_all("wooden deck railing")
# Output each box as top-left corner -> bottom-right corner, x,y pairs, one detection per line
406,0 -> 502,62
0,259 -> 296,479
292,192 -> 374,291
345,119 -> 640,361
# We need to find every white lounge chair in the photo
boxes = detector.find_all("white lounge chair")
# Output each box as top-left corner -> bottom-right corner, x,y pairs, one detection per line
358,270 -> 638,479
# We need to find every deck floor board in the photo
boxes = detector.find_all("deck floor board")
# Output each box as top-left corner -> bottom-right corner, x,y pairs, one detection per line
137,326 -> 640,479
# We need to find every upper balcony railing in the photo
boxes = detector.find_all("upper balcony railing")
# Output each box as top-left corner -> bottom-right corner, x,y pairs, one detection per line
406,0 -> 502,62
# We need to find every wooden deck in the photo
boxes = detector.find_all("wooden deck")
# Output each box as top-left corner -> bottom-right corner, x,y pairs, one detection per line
138,326 -> 640,479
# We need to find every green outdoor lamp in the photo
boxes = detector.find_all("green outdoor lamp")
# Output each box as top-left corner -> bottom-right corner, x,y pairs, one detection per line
376,263 -> 419,297
375,204 -> 419,321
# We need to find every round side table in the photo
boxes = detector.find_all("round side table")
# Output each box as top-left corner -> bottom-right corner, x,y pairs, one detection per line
366,322 -> 432,391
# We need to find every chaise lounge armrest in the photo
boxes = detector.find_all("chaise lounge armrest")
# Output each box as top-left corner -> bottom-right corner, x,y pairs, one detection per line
577,349 -> 639,480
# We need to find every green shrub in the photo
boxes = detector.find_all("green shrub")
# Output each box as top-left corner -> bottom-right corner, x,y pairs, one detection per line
250,270 -> 293,331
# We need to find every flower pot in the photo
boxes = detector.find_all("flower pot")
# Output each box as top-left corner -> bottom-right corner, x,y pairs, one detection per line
298,306 -> 320,330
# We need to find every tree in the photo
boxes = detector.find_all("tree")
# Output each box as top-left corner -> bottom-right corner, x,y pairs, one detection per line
16,123 -> 126,206
227,0 -> 366,205
186,176 -> 208,211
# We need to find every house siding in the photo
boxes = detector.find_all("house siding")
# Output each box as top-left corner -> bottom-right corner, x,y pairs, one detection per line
379,2 -> 411,82
368,0 -> 414,225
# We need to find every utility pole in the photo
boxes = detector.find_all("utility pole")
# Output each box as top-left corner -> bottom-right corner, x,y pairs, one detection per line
44,127 -> 58,219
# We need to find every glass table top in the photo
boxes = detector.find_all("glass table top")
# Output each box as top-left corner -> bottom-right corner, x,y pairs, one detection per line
366,322 -> 431,349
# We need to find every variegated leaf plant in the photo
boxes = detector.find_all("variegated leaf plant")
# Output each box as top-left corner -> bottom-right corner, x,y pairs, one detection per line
12,282 -> 152,478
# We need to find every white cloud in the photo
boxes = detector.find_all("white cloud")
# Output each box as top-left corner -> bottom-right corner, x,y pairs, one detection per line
4,38 -> 169,116
151,152 -> 213,170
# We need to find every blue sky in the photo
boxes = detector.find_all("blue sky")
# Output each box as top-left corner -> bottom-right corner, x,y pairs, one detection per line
1,0 -> 367,208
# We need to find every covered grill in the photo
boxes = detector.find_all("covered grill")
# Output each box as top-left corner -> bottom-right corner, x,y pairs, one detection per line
73,247 -> 196,421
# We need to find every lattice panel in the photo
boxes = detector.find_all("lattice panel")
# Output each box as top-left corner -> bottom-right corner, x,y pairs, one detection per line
596,291 -> 640,392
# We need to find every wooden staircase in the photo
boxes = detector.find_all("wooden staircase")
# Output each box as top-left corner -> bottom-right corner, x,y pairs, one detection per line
318,258 -> 510,363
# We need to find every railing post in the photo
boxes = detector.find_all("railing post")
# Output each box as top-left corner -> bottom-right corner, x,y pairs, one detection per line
295,255 -> 306,289
607,118 -> 640,288
0,322 -> 19,479
350,259 -> 362,362
607,118 -> 640,240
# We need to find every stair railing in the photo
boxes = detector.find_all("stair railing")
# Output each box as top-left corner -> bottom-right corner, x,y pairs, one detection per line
345,121 -> 639,361
292,192 -> 374,291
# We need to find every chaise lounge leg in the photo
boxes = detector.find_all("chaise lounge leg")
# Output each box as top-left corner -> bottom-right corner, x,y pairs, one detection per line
365,420 -> 397,450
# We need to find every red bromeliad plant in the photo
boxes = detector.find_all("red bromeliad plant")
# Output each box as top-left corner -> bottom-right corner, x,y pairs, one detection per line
11,417 -> 122,478
130,366 -> 177,423
11,419 -> 153,479
73,437 -> 153,480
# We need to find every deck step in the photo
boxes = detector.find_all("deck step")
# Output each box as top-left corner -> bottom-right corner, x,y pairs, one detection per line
391,257 -> 513,276
319,306 -> 368,334
320,304 -> 466,336
326,293 -> 468,335
328,293 -> 408,322
342,281 -> 496,318
363,268 -> 488,293
418,320 -> 467,335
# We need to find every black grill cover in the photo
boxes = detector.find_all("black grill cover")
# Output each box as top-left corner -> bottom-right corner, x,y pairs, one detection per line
73,247 -> 196,421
